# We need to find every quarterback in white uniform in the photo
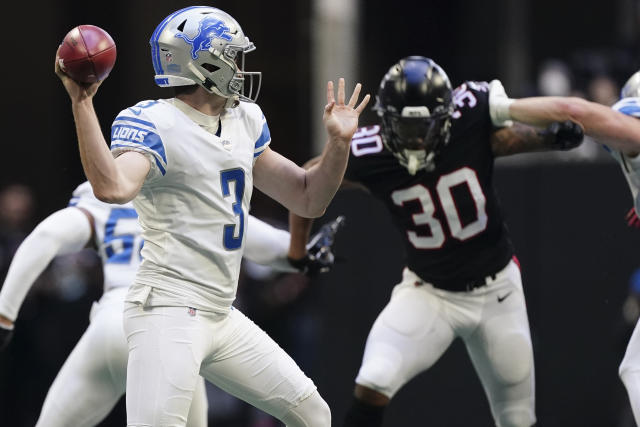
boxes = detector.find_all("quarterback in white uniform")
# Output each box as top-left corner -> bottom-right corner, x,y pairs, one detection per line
608,71 -> 640,425
0,181 -> 335,427
55,5 -> 369,427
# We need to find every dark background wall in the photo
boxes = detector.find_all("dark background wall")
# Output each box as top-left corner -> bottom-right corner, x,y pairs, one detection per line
0,0 -> 639,426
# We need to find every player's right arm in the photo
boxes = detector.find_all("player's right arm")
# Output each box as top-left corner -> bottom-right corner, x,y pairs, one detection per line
286,154 -> 363,264
490,121 -> 583,157
55,50 -> 150,204
0,207 -> 93,347
488,80 -> 640,155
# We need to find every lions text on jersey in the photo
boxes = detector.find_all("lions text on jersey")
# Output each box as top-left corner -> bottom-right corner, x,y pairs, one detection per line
345,81 -> 514,291
110,98 -> 270,312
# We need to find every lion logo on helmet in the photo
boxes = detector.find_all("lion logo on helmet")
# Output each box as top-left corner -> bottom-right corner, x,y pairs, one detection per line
175,16 -> 233,60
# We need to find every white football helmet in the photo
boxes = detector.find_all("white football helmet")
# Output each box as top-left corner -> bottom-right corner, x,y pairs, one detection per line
150,6 -> 261,108
622,71 -> 640,98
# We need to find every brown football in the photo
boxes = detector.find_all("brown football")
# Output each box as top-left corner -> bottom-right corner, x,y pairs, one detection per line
58,25 -> 116,83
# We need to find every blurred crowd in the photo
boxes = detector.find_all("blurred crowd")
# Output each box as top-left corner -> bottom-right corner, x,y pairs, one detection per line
504,46 -> 639,165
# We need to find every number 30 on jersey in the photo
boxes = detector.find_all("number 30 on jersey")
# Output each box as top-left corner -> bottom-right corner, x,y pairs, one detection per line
392,167 -> 488,249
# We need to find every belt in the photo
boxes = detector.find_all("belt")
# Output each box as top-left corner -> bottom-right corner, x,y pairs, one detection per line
418,273 -> 498,293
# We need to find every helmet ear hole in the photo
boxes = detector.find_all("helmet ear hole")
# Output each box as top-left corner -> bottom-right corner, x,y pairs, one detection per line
202,63 -> 220,73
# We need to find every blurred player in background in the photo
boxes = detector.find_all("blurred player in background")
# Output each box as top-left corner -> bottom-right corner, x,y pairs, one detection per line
55,5 -> 368,427
605,70 -> 640,425
0,181 -> 342,427
289,56 -> 640,427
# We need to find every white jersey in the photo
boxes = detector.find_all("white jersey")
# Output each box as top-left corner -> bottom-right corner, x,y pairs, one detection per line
611,97 -> 640,212
110,98 -> 270,313
69,181 -> 141,293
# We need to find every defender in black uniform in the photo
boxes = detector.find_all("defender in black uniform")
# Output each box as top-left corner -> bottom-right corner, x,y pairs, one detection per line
287,56 -> 585,427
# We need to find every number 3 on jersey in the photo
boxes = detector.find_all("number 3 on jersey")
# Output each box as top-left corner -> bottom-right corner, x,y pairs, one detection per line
392,167 -> 487,249
221,168 -> 245,250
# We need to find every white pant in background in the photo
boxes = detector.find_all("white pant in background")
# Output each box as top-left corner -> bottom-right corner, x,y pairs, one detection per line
620,317 -> 640,424
36,287 -> 207,427
355,260 -> 535,427
123,302 -> 329,427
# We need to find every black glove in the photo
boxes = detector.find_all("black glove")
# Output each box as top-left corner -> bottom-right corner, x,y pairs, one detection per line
0,323 -> 14,351
538,120 -> 584,151
288,215 -> 346,277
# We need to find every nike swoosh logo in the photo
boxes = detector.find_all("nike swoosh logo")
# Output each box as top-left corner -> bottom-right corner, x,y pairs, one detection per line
497,291 -> 513,303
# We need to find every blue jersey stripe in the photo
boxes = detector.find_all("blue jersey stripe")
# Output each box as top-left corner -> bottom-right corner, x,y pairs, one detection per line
111,128 -> 167,164
111,144 -> 167,176
254,121 -> 271,150
618,105 -> 640,118
150,6 -> 206,75
613,98 -> 640,118
114,116 -> 156,129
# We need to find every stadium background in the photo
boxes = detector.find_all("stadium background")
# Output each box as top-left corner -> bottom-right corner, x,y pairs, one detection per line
0,0 -> 639,425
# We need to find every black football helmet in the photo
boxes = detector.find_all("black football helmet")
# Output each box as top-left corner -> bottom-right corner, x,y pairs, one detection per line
374,56 -> 454,174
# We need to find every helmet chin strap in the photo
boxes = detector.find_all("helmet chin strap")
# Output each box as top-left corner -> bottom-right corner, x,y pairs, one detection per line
224,95 -> 240,109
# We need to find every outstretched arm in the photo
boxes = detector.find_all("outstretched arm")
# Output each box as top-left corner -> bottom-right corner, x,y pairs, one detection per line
55,50 -> 149,203
253,79 -> 370,218
490,121 -> 583,157
0,207 -> 93,328
499,95 -> 640,155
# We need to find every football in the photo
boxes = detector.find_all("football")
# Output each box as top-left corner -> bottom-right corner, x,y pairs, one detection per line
58,25 -> 117,83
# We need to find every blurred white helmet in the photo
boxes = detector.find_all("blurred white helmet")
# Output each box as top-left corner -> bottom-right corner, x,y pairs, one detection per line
150,6 -> 261,107
622,71 -> 640,98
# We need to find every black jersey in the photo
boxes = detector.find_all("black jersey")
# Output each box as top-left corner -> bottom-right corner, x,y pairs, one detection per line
345,81 -> 514,291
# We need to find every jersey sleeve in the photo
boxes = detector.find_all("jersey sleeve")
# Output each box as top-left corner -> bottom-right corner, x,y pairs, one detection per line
110,106 -> 168,181
68,181 -> 95,208
487,79 -> 514,128
608,98 -> 640,161
344,125 -> 384,184
253,113 -> 271,161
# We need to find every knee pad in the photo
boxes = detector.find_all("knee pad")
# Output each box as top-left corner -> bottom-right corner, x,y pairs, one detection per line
496,407 -> 536,427
356,358 -> 399,397
280,391 -> 331,427
355,342 -> 404,397
619,354 -> 640,380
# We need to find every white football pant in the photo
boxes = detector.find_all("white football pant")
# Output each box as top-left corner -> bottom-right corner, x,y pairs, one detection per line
620,317 -> 640,424
355,260 -> 535,427
36,287 -> 207,427
123,302 -> 329,427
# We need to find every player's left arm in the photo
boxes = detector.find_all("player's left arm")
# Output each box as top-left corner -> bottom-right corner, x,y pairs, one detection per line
253,79 -> 369,218
490,121 -> 583,157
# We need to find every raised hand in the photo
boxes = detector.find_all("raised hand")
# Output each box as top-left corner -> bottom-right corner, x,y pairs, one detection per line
54,46 -> 103,102
323,78 -> 370,143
